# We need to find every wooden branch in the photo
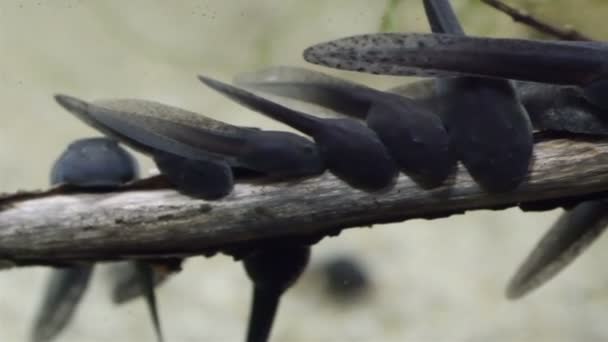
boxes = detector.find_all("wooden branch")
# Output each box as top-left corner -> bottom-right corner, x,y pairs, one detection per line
481,0 -> 593,41
2,135 -> 608,267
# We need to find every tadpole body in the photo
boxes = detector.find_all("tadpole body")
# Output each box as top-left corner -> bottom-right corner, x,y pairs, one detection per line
199,75 -> 398,192
303,33 -> 604,85
390,79 -> 608,136
31,137 -> 164,342
50,137 -> 138,187
235,66 -> 454,187
507,200 -> 608,299
303,31 -> 608,111
420,0 -> 533,192
153,151 -> 234,200
54,95 -> 325,194
243,245 -> 310,342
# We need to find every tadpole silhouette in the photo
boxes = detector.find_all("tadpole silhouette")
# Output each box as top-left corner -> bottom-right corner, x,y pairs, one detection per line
242,244 -> 310,342
234,66 -> 454,187
152,151 -> 234,200
389,79 -> 608,136
419,0 -> 533,192
199,75 -> 398,192
54,95 -> 325,199
507,200 -> 608,299
301,3 -> 608,299
503,89 -> 608,300
31,138 -> 164,342
303,31 -> 608,110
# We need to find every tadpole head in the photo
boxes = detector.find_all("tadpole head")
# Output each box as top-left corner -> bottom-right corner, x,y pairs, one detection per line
583,80 -> 608,111
239,130 -> 325,179
51,137 -> 138,187
244,245 -> 310,292
316,119 -> 398,192
366,100 -> 454,188
153,152 -> 234,200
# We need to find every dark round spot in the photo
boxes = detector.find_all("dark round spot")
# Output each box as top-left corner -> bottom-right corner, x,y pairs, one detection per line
322,256 -> 369,301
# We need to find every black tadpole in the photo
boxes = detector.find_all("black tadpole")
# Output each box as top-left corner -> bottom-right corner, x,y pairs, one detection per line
234,66 -> 454,188
31,267 -> 93,342
50,137 -> 138,187
153,151 -> 234,200
31,137 -> 164,342
389,79 -> 608,137
507,200 -> 608,300
54,95 -> 325,193
303,28 -> 608,112
419,0 -> 533,192
32,138 -> 135,342
199,75 -> 398,192
135,261 -> 164,342
243,245 -> 310,342
303,33 -> 604,87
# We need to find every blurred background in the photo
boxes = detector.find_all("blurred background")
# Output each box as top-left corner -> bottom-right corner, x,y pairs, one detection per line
2,0 -> 608,341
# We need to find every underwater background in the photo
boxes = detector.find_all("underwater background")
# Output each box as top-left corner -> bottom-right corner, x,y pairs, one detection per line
1,0 -> 607,341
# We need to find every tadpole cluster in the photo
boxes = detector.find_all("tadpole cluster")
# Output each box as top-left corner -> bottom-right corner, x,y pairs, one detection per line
32,138 -> 169,342
29,0 -> 608,341
303,0 -> 608,319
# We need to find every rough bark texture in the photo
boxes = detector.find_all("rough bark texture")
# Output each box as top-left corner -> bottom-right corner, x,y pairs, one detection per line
1,136 -> 608,266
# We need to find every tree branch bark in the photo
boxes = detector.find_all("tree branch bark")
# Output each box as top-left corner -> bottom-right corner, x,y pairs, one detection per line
1,135 -> 608,267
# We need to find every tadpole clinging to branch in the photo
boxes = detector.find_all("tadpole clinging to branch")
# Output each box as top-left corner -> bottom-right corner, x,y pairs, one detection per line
420,0 -> 533,192
199,75 -> 398,192
234,65 -> 454,188
303,1 -> 534,192
389,79 -> 608,137
31,137 -> 164,342
54,95 -> 325,199
303,31 -> 608,111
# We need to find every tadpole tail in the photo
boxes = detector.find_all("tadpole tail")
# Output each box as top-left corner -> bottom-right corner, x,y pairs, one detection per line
110,261 -> 170,304
506,200 -> 608,300
135,261 -> 164,342
199,75 -> 321,136
234,66 -> 376,119
423,0 -> 464,34
303,33 -> 603,85
31,266 -> 94,342
54,95 -> 244,164
246,287 -> 282,342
